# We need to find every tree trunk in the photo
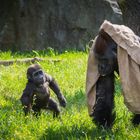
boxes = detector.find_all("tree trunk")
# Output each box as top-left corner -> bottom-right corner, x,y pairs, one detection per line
118,0 -> 140,36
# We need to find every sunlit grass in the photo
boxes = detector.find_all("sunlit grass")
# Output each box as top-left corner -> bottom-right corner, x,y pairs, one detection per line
0,51 -> 140,140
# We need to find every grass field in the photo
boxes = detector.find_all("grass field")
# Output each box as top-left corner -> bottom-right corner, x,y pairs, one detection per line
0,51 -> 140,140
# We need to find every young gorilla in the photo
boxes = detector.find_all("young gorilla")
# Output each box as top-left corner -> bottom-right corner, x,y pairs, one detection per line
91,29 -> 118,128
20,64 -> 67,117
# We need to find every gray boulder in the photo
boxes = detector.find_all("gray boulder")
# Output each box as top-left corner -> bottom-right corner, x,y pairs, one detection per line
0,0 -> 122,51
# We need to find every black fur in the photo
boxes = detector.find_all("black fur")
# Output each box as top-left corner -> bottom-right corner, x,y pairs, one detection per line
92,73 -> 115,128
132,114 -> 140,126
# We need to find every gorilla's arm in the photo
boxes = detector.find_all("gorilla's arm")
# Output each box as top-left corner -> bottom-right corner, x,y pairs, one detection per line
46,74 -> 67,107
20,83 -> 34,115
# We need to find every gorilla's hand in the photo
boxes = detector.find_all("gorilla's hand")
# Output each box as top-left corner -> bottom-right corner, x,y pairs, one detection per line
58,94 -> 67,107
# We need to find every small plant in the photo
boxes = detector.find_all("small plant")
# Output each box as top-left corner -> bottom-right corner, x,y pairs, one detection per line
46,47 -> 56,56
32,50 -> 40,57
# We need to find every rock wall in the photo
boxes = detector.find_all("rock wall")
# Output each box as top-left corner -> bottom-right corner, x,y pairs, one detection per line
0,0 -> 122,51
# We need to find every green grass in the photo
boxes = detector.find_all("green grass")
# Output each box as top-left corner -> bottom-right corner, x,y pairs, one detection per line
0,51 -> 140,140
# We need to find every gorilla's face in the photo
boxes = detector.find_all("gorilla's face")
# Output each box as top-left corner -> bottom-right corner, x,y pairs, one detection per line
32,69 -> 46,85
93,29 -> 119,76
27,64 -> 46,85
95,43 -> 117,76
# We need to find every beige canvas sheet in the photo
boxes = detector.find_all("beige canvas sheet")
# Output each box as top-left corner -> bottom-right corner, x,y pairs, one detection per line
86,20 -> 140,115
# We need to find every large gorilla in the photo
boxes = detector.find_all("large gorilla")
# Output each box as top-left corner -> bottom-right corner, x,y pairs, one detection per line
91,29 -> 118,128
20,64 -> 67,117
91,29 -> 140,127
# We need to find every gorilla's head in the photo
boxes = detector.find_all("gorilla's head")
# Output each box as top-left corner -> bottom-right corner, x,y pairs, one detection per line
27,64 -> 46,85
94,29 -> 118,76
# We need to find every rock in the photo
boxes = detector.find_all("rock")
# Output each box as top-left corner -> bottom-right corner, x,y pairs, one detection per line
0,0 -> 122,51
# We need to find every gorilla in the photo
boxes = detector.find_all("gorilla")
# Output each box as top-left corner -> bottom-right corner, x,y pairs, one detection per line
91,29 -> 118,128
20,64 -> 67,117
91,29 -> 140,127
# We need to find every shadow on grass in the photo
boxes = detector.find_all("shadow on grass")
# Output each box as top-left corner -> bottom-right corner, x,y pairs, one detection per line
65,89 -> 86,110
39,124 -> 115,140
